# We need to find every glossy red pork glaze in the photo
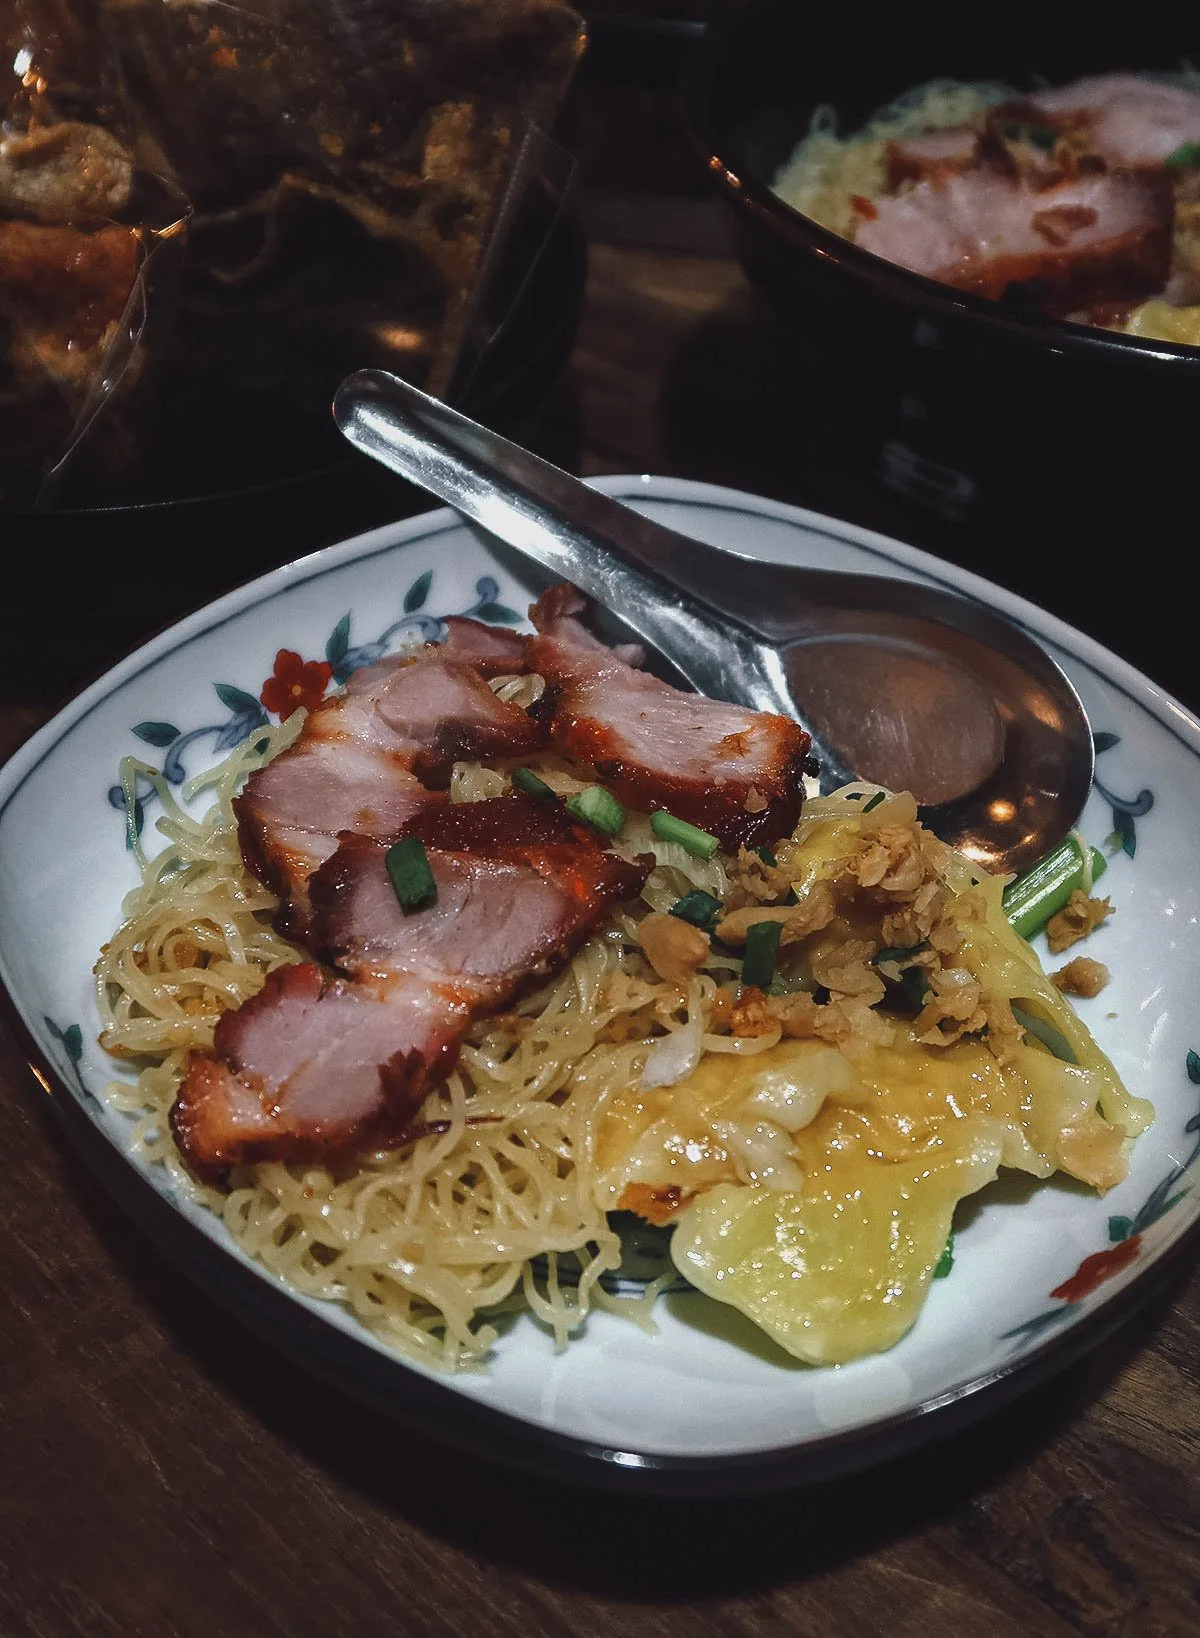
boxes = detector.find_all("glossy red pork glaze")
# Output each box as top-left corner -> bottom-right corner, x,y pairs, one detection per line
173,795 -> 650,1178
852,72 -> 1200,317
312,801 -> 649,987
529,585 -> 810,849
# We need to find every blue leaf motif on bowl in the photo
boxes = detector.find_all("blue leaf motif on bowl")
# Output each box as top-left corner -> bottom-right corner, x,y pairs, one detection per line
43,1016 -> 97,1108
1092,730 -> 1154,859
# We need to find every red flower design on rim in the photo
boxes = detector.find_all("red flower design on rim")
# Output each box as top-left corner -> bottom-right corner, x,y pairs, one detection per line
260,650 -> 333,717
1050,1234 -> 1142,1304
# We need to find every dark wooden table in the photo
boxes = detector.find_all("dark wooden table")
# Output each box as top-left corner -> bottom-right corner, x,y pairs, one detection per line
3,22 -> 1199,1638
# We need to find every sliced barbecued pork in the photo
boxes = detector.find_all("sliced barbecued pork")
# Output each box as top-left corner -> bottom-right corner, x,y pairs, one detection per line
236,739 -> 438,940
313,800 -> 648,987
171,963 -> 461,1181
855,168 -> 1172,314
528,585 -> 809,849
438,617 -> 532,676
236,627 -> 547,937
172,795 -> 650,1178
1026,74 -> 1200,171
886,127 -> 981,188
326,648 -> 545,777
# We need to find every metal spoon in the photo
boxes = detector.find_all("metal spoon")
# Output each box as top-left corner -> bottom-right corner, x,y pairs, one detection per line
334,368 -> 1093,877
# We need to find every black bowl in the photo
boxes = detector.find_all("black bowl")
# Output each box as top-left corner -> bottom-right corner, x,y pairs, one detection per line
686,3 -> 1200,549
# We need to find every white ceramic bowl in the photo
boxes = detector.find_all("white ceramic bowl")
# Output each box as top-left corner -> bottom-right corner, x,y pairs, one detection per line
2,477 -> 1196,1493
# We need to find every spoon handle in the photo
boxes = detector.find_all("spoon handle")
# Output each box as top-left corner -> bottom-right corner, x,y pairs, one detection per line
333,369 -> 784,712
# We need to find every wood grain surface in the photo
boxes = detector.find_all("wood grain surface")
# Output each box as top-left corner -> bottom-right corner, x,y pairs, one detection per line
2,25 -> 1199,1638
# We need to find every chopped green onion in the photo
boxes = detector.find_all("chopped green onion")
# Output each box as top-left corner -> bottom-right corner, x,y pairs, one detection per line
669,889 -> 723,929
766,975 -> 806,997
861,790 -> 886,813
891,964 -> 933,1013
511,767 -> 557,801
741,920 -> 782,989
872,941 -> 930,974
1002,836 -> 1106,941
1166,140 -> 1200,170
872,943 -> 932,1010
753,840 -> 798,903
650,810 -> 719,860
1011,1004 -> 1078,1064
566,785 -> 626,837
386,837 -> 437,912
933,1232 -> 955,1279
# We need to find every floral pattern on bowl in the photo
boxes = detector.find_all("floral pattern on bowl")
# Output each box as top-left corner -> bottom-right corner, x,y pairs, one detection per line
3,477 -> 1198,1487
108,573 -> 518,845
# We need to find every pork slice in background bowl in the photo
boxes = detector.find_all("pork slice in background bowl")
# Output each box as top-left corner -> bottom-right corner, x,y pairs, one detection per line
682,0 -> 1200,645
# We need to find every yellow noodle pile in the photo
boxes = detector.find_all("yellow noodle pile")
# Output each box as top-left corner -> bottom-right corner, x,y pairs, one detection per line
96,715 -> 1147,1370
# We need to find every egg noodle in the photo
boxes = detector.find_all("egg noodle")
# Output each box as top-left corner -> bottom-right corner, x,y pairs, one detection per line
95,706 -> 1150,1370
772,73 -> 1200,347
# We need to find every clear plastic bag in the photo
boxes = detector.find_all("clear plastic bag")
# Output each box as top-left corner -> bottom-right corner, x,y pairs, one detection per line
0,0 -> 189,505
2,0 -> 583,506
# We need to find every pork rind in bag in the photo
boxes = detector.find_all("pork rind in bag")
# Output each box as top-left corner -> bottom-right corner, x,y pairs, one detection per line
0,0 -> 187,505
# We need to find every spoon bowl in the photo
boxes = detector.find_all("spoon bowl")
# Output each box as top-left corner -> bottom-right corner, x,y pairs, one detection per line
333,368 -> 1093,876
